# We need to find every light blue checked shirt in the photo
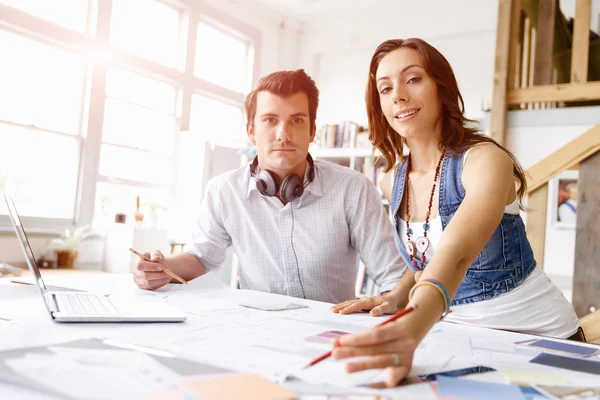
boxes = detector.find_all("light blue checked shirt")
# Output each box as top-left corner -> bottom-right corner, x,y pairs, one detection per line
185,159 -> 406,304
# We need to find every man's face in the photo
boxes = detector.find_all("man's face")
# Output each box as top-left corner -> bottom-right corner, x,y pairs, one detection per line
567,184 -> 578,201
247,91 -> 315,177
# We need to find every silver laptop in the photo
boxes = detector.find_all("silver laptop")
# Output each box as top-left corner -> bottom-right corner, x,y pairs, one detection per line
5,195 -> 186,323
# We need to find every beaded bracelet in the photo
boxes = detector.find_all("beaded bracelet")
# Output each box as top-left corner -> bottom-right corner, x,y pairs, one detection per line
409,279 -> 450,318
422,279 -> 450,311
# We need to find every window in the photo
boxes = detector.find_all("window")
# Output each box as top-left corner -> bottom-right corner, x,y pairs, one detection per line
195,22 -> 253,93
0,31 -> 85,220
0,0 -> 90,33
110,0 -> 181,67
102,69 -> 177,156
94,68 -> 179,227
0,1 -> 258,234
190,95 -> 245,147
0,124 -> 80,219
0,31 -> 85,134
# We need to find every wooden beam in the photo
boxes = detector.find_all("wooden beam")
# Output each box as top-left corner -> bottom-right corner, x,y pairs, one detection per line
508,81 -> 600,104
570,0 -> 591,83
526,124 -> 600,193
522,17 -> 532,89
490,0 -> 513,145
526,183 -> 548,268
533,0 -> 556,86
572,149 -> 600,318
508,0 -> 523,90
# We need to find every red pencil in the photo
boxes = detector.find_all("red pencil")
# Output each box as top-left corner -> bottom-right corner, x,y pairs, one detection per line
304,304 -> 417,369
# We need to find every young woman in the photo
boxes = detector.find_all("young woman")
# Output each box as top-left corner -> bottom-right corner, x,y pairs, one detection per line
330,38 -> 580,387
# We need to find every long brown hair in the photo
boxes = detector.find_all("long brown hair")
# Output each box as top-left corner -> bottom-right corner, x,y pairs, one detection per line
366,38 -> 528,206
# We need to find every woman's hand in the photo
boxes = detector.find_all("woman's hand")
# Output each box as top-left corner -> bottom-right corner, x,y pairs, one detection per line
331,318 -> 420,387
331,292 -> 400,316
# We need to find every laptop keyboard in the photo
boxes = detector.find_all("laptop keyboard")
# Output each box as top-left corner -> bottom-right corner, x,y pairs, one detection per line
58,293 -> 119,316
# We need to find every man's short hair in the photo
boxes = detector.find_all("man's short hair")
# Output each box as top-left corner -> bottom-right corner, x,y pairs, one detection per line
244,69 -> 319,132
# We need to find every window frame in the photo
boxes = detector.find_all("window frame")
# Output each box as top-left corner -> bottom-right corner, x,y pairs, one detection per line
190,90 -> 247,148
0,0 -> 260,233
195,15 -> 256,94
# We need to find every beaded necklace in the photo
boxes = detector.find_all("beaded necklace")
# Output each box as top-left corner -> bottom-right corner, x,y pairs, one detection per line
404,151 -> 445,270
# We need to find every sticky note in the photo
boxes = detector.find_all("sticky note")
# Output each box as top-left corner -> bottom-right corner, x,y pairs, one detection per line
180,373 -> 296,400
501,368 -> 568,386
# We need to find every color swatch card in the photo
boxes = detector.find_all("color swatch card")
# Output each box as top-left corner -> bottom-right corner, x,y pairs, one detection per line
436,375 -> 526,400
530,353 -> 600,375
516,339 -> 600,358
501,368 -> 568,386
304,330 -> 349,344
180,373 -> 296,400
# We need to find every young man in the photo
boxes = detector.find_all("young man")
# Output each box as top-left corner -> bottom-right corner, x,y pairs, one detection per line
133,69 -> 406,303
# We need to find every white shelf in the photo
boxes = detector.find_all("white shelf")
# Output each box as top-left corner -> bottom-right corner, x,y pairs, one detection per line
310,147 -> 381,158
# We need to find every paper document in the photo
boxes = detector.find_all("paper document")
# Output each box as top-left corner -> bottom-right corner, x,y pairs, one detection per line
409,350 -> 454,376
155,272 -> 231,298
6,348 -> 180,400
290,357 -> 387,387
239,298 -> 308,311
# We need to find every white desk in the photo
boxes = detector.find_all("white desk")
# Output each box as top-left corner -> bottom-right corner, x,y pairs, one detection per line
1,272 -> 599,399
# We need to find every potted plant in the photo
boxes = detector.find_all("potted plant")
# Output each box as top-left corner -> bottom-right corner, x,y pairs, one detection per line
143,201 -> 167,228
46,226 -> 95,268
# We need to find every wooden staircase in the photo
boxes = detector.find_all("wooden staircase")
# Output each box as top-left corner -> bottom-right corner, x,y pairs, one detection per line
491,0 -> 600,340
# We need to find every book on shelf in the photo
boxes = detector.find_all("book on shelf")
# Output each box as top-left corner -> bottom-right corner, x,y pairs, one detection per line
317,121 -> 370,149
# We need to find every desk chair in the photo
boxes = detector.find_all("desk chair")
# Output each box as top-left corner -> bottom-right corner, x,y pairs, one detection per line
580,309 -> 600,344
170,242 -> 186,254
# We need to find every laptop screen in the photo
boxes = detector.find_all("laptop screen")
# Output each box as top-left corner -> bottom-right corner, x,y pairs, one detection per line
4,195 -> 47,293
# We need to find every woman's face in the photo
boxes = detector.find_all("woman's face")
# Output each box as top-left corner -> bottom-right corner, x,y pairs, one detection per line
375,48 -> 442,141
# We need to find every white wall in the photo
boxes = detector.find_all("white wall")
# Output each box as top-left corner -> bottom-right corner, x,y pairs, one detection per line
298,0 -> 498,126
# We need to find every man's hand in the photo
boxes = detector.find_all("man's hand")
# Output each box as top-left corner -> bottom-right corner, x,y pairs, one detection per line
331,292 -> 400,316
132,250 -> 172,290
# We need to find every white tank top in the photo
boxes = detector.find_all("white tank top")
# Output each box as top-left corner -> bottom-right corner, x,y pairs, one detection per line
395,145 -> 579,338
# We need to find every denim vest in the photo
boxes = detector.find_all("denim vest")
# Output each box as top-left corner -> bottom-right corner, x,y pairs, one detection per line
391,151 -> 536,306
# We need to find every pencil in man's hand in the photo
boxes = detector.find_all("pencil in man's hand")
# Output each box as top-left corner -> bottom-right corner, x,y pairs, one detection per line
129,247 -> 151,262
129,247 -> 188,285
304,304 -> 417,369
